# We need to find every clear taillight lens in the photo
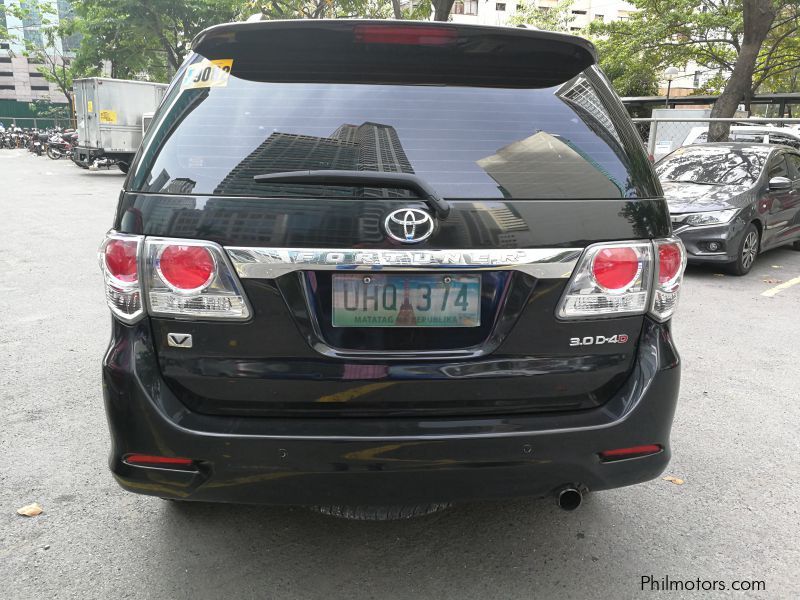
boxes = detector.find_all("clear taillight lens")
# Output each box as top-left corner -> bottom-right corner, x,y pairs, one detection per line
99,233 -> 144,323
650,238 -> 687,321
557,238 -> 686,321
145,238 -> 250,320
558,241 -> 653,319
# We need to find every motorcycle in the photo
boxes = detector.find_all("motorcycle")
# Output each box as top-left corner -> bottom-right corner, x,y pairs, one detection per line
47,131 -> 77,160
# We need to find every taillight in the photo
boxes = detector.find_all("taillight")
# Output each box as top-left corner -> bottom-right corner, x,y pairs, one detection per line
651,239 -> 686,321
146,238 -> 250,320
99,233 -> 143,323
99,233 -> 251,322
591,247 -> 640,291
104,239 -> 138,283
558,241 -> 653,319
557,238 -> 686,321
157,245 -> 215,292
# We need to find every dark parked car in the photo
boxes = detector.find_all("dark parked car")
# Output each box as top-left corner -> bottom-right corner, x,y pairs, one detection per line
100,20 -> 686,517
657,143 -> 800,275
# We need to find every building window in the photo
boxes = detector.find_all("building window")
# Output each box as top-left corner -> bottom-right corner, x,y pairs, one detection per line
31,85 -> 50,91
594,14 -> 604,21
0,43 -> 9,50
516,3 -> 524,10
496,2 -> 506,10
0,71 -> 13,76
572,10 -> 587,15
453,0 -> 478,15
0,84 -> 15,90
570,27 -> 581,32
693,70 -> 701,88
29,72 -> 45,77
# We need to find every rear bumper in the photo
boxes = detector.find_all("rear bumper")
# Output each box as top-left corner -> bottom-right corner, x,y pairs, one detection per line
102,318 -> 680,505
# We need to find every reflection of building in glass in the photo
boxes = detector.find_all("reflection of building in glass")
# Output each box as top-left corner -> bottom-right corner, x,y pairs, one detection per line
140,195 -> 197,235
214,122 -> 414,199
437,202 -> 534,249
557,76 -> 621,145
163,178 -> 196,194
477,131 -> 621,199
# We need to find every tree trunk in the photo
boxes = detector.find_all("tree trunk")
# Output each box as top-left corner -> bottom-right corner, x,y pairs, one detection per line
391,0 -> 402,18
432,0 -> 455,21
708,0 -> 777,141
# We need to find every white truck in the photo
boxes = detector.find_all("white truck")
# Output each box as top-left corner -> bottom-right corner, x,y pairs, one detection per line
73,78 -> 168,172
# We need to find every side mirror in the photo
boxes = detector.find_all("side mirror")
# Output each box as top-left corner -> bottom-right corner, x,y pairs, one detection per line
768,176 -> 792,191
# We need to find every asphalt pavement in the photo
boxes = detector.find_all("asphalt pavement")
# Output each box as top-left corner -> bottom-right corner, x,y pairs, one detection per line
1,149 -> 798,599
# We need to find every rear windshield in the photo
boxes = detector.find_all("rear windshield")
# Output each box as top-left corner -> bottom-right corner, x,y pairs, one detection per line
131,58 -> 644,199
656,145 -> 770,186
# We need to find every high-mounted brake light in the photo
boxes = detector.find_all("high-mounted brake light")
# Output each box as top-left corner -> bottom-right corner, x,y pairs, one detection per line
146,238 -> 250,320
99,233 -> 144,323
353,25 -> 458,46
557,238 -> 686,321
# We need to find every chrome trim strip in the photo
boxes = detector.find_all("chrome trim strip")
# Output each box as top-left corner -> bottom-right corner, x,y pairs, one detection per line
225,247 -> 584,279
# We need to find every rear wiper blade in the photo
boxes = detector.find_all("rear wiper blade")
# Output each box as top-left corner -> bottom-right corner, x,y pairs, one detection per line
253,169 -> 451,219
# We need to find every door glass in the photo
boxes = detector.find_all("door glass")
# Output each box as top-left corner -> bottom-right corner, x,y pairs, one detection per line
769,156 -> 789,179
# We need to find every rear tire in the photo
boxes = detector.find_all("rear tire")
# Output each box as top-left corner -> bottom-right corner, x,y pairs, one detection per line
727,223 -> 759,276
46,146 -> 62,160
311,503 -> 452,521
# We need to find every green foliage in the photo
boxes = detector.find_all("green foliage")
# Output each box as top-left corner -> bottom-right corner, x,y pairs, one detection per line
593,39 -> 659,98
509,0 -> 575,32
72,0 -> 243,75
589,0 -> 800,95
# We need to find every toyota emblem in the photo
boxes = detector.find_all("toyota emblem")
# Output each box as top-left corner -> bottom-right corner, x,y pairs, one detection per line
384,208 -> 435,244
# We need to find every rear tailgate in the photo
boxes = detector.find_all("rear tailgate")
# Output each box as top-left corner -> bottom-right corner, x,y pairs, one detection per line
120,20 -> 667,418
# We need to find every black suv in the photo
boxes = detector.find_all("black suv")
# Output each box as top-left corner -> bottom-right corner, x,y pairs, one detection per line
100,20 -> 686,515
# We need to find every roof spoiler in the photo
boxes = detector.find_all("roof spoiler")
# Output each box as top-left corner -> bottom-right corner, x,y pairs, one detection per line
191,20 -> 597,89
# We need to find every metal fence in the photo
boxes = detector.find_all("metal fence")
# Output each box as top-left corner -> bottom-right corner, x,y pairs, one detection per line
0,117 -> 73,130
631,117 -> 800,162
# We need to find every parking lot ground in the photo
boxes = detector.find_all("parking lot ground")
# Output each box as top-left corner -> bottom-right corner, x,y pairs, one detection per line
1,149 -> 799,599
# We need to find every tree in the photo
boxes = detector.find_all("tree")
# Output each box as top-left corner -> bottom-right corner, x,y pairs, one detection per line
590,0 -> 799,136
73,0 -> 243,75
1,1 -> 97,121
510,0 -> 576,31
594,39 -> 660,98
708,0 -> 776,140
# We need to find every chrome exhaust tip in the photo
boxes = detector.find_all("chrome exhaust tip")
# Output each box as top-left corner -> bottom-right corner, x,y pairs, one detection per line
556,487 -> 583,511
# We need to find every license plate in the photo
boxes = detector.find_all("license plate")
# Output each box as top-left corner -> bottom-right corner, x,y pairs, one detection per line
332,274 -> 481,328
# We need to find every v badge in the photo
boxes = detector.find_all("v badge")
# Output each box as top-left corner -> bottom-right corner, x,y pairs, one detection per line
167,333 -> 193,348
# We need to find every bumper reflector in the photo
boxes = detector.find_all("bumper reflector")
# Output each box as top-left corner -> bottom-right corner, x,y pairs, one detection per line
124,454 -> 196,468
599,444 -> 662,461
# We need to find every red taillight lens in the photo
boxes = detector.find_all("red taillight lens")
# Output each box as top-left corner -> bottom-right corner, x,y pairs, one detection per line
124,454 -> 195,467
599,444 -> 662,461
591,247 -> 639,290
158,245 -> 215,291
105,239 -> 138,283
658,242 -> 682,284
354,25 -> 457,46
